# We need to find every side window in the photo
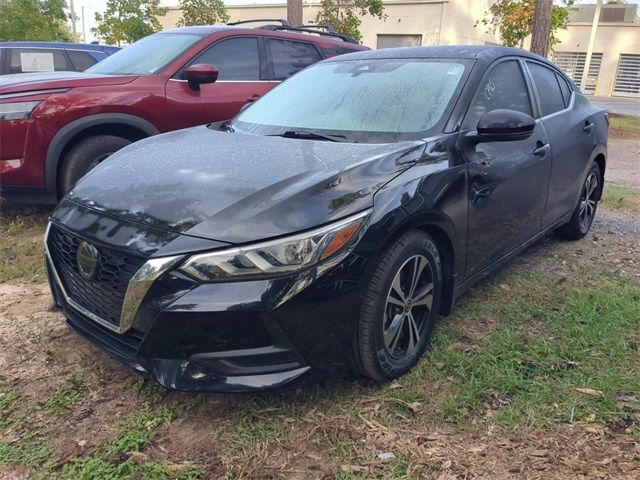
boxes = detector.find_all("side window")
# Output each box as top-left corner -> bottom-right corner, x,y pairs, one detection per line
464,60 -> 533,128
527,62 -> 566,116
266,39 -> 322,80
556,72 -> 573,107
10,48 -> 72,73
187,37 -> 260,81
67,50 -> 99,71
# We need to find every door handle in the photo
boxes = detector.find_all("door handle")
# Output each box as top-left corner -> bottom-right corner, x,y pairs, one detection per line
533,143 -> 551,157
583,122 -> 595,133
246,94 -> 261,103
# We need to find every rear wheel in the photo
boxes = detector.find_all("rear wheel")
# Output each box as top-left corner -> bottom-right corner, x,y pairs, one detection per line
59,135 -> 131,195
351,230 -> 442,381
556,163 -> 601,240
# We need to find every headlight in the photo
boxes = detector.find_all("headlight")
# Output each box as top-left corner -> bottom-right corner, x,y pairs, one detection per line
179,210 -> 371,281
0,101 -> 42,120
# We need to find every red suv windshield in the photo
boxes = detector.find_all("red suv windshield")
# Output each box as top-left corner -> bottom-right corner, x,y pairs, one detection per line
86,33 -> 202,75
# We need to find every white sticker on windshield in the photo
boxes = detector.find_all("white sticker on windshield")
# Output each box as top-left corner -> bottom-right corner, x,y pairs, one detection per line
20,52 -> 55,72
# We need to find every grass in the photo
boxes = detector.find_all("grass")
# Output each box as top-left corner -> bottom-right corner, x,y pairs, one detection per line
602,184 -> 640,212
44,374 -> 88,414
609,113 -> 640,137
0,203 -> 49,283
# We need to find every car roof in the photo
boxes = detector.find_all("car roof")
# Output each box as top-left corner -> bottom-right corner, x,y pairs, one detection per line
0,41 -> 119,52
159,24 -> 363,47
330,45 -> 553,66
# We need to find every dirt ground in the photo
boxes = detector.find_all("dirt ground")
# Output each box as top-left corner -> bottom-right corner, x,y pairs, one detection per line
0,133 -> 639,479
605,138 -> 640,190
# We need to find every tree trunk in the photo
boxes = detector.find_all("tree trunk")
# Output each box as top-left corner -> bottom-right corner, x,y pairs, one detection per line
287,0 -> 303,26
530,0 -> 553,57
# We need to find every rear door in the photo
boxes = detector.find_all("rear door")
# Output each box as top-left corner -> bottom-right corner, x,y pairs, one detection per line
264,37 -> 323,80
461,59 -> 552,277
524,61 -> 595,227
165,36 -> 275,129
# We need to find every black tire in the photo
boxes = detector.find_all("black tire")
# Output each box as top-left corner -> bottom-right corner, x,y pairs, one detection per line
59,135 -> 131,195
555,163 -> 601,240
351,230 -> 442,381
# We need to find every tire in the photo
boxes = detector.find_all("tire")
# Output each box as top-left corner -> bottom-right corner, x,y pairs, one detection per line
555,163 -> 601,240
59,135 -> 131,195
351,230 -> 442,381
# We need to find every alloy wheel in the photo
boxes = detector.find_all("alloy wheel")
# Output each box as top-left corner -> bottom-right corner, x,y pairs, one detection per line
383,254 -> 434,359
579,172 -> 598,231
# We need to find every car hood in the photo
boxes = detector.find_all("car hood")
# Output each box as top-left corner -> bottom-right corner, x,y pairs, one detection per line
68,126 -> 426,244
0,71 -> 138,94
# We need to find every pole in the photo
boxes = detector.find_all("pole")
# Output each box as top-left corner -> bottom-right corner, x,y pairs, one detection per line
530,0 -> 553,57
69,0 -> 77,39
81,6 -> 86,43
580,0 -> 602,93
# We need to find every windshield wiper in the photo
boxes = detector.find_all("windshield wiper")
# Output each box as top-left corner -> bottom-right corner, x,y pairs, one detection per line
272,130 -> 346,142
220,121 -> 235,132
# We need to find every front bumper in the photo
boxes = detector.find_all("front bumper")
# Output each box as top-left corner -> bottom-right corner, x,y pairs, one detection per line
45,225 -> 365,392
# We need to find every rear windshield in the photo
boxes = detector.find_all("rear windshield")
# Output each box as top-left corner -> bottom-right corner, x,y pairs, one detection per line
232,58 -> 470,143
86,33 -> 202,75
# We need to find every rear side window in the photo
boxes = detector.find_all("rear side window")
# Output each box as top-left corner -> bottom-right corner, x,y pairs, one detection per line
67,50 -> 99,71
266,39 -> 322,80
556,72 -> 573,106
189,37 -> 260,81
527,62 -> 566,116
464,60 -> 533,128
10,48 -> 72,73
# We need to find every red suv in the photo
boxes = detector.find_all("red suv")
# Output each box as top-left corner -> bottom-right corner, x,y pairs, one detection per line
0,21 -> 367,203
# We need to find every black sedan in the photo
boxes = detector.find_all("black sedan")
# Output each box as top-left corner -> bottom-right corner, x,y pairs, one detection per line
45,46 -> 608,392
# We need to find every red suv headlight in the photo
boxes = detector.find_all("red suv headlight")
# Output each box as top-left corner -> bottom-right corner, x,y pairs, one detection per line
0,101 -> 42,121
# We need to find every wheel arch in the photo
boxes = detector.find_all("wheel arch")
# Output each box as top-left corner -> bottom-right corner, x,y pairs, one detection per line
591,148 -> 606,201
45,113 -> 160,198
363,210 -> 461,317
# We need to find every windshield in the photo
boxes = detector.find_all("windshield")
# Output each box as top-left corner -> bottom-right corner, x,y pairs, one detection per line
231,58 -> 469,143
86,33 -> 202,75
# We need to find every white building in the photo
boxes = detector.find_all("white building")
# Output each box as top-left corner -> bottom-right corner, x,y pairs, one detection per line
159,0 -> 640,97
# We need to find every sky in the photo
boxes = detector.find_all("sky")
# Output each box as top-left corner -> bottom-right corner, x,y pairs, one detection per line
73,0 -> 640,43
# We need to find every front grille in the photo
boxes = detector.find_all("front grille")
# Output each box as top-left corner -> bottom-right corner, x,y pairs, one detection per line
47,224 -> 147,328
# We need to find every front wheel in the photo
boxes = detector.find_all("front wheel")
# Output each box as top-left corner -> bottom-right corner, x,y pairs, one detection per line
350,230 -> 442,381
556,163 -> 601,240
59,135 -> 131,195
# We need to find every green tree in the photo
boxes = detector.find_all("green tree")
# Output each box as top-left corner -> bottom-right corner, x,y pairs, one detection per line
477,0 -> 573,52
92,0 -> 167,46
314,0 -> 385,43
0,0 -> 72,41
177,0 -> 229,26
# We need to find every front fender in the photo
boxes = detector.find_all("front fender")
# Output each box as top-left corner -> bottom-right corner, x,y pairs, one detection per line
44,113 -> 160,195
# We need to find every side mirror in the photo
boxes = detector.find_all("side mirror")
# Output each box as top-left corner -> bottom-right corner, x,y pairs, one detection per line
185,64 -> 219,91
471,109 -> 536,143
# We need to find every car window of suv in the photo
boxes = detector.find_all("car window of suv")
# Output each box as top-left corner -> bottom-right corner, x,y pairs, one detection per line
67,50 -> 99,71
527,62 -> 566,117
463,60 -> 533,128
266,38 -> 322,80
188,37 -> 260,81
10,48 -> 72,73
555,72 -> 573,107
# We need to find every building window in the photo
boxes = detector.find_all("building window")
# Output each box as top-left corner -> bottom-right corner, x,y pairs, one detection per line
614,54 -> 640,97
552,51 -> 603,94
377,34 -> 422,49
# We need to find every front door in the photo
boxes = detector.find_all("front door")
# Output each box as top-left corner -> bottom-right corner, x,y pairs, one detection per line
165,36 -> 276,130
460,59 -> 552,277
